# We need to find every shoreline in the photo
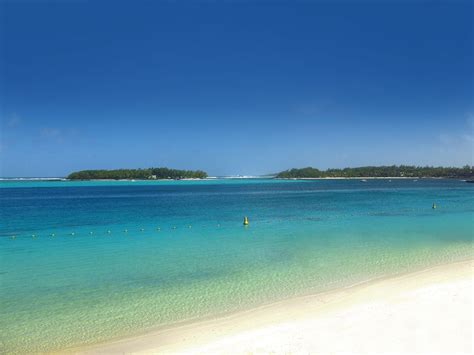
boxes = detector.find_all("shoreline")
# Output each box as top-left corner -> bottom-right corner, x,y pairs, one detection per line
276,176 -> 462,180
3,177 -> 466,182
76,259 -> 473,354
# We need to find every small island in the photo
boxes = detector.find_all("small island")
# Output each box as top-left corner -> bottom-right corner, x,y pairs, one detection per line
276,165 -> 473,179
67,167 -> 208,180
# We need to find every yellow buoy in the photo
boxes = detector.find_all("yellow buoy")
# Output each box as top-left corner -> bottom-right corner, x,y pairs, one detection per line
432,203 -> 437,209
243,216 -> 249,226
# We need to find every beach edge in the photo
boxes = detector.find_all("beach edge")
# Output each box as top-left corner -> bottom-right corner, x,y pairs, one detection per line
73,259 -> 473,354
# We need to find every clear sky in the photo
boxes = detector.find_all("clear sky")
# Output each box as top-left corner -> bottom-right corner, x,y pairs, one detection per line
1,0 -> 473,177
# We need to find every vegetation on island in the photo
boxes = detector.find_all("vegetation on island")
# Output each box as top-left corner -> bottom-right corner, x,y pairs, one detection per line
275,165 -> 474,179
67,168 -> 208,180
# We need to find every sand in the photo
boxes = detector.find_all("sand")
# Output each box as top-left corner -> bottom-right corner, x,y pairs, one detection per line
78,260 -> 473,354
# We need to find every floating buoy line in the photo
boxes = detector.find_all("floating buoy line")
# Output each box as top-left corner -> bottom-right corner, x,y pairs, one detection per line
5,204 -> 444,240
4,205 -> 440,240
6,219 -> 251,240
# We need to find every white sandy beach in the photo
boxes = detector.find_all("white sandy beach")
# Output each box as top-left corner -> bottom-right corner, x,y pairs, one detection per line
79,260 -> 473,354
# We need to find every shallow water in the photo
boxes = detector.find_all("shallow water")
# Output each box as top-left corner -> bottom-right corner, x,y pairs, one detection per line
1,179 -> 473,352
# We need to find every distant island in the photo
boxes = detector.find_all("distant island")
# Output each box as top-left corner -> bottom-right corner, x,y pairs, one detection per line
276,165 -> 473,179
67,168 -> 208,180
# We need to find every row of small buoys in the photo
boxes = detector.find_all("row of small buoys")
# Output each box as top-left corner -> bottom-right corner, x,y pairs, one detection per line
6,227 -> 166,239
8,220 -> 250,240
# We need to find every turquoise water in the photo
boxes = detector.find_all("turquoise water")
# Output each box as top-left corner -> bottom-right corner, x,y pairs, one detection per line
1,179 -> 473,353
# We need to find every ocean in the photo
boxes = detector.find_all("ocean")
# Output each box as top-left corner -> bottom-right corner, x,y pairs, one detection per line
0,178 -> 473,352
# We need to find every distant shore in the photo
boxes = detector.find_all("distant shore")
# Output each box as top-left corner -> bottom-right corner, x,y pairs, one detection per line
277,176 -> 423,180
67,178 -> 207,182
2,176 -> 471,182
275,176 -> 467,180
2,177 -> 466,182
78,259 -> 473,354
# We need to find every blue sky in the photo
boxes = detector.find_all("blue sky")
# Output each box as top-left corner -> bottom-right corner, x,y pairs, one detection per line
1,0 -> 473,177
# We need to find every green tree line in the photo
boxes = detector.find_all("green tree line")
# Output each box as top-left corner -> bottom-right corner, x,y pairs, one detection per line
276,165 -> 473,179
67,167 -> 208,180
